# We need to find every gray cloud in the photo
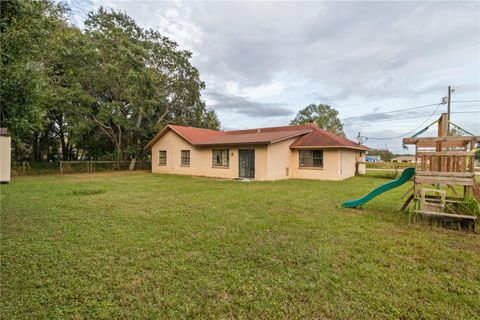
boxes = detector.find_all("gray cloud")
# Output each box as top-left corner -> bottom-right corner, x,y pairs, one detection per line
68,0 -> 479,141
183,2 -> 479,99
207,91 -> 293,118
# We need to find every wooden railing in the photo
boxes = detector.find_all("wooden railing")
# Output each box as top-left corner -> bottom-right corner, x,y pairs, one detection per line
415,151 -> 475,174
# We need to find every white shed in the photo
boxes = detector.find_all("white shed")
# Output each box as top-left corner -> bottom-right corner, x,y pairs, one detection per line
0,128 -> 11,183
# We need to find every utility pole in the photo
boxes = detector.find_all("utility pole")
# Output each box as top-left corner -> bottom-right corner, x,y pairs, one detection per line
447,85 -> 452,135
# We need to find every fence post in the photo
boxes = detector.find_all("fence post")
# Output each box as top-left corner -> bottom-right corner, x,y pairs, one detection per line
22,161 -> 26,175
60,161 -> 63,174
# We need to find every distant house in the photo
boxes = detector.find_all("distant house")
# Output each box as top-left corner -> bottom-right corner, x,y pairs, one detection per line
391,156 -> 416,163
365,155 -> 382,162
145,123 -> 369,181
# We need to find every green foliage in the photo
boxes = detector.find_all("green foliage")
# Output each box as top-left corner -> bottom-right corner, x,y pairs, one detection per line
290,104 -> 345,137
2,172 -> 480,318
0,0 -> 68,158
455,197 -> 480,218
1,1 -> 220,162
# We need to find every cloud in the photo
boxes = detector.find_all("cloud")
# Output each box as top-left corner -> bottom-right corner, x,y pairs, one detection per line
206,91 -> 293,118
65,0 -> 479,145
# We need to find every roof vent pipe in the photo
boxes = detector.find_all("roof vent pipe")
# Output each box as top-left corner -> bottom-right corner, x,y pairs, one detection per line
257,128 -> 261,133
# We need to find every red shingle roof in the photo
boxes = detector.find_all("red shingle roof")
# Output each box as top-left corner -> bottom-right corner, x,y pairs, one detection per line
196,129 -> 312,146
145,123 -> 369,150
290,128 -> 370,151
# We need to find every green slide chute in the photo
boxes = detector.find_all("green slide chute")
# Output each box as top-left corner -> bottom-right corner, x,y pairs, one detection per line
342,167 -> 416,208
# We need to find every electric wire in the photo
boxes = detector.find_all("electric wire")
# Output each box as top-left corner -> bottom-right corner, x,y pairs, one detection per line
360,103 -> 443,140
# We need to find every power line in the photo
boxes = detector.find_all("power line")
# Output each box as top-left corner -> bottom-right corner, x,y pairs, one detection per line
344,110 -> 479,126
361,103 -> 443,140
342,100 -> 478,122
341,103 -> 439,121
451,100 -> 480,103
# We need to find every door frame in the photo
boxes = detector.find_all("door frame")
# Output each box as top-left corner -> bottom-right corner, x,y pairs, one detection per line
238,149 -> 255,179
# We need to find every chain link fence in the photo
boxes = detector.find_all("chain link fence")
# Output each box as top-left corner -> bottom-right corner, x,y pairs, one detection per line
11,161 -> 151,176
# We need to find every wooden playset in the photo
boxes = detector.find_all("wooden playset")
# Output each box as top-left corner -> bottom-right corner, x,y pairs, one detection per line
402,113 -> 480,231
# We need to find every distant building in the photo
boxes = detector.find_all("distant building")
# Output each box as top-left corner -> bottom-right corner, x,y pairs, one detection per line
391,156 -> 416,163
365,155 -> 382,162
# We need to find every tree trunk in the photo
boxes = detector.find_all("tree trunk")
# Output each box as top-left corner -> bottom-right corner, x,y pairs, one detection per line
128,157 -> 136,171
32,132 -> 40,161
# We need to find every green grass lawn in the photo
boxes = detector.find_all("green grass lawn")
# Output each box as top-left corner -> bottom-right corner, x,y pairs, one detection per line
1,172 -> 479,319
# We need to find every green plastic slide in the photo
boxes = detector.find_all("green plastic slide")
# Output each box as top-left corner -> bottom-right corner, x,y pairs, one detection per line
342,167 -> 416,208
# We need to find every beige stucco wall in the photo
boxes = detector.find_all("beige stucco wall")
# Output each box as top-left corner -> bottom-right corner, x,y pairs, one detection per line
150,130 -> 270,180
150,129 -> 361,181
289,148 -> 343,180
338,149 -> 359,179
266,137 -> 297,180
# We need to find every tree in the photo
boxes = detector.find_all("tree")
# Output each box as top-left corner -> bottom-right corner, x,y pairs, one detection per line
0,0 -> 68,160
367,148 -> 395,162
1,2 -> 220,164
74,8 -> 219,168
290,104 -> 345,137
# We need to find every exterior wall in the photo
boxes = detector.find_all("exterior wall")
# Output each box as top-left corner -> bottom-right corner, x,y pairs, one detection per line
338,149 -> 360,179
266,137 -> 297,180
150,129 -> 361,181
289,149 -> 342,180
0,136 -> 11,182
150,130 -> 270,180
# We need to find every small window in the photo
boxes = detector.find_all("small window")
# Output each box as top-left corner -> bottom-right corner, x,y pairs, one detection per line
299,150 -> 323,168
159,150 -> 167,166
212,149 -> 229,167
181,150 -> 190,166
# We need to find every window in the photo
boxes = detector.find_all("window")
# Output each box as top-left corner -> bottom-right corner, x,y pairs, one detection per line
159,150 -> 167,165
212,149 -> 229,167
181,150 -> 190,166
299,150 -> 323,168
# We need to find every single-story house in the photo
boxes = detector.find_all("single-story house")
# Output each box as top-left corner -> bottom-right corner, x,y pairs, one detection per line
391,155 -> 416,163
145,123 -> 369,181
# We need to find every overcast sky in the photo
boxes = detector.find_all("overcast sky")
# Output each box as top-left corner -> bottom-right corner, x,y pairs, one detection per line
65,0 -> 480,153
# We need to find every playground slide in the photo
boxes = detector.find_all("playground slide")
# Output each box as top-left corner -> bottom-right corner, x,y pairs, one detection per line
342,167 -> 416,208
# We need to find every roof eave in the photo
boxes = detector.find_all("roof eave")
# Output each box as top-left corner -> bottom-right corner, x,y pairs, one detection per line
144,125 -> 171,150
290,145 -> 370,151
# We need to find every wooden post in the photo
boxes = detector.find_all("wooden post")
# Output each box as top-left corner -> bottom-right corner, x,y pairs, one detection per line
22,161 -> 26,175
60,161 -> 63,174
437,113 -> 448,172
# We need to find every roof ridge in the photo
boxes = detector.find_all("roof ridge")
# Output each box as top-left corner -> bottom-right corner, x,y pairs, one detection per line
313,127 -> 359,145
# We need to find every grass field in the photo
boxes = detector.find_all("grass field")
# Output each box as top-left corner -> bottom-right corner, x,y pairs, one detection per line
1,172 -> 480,319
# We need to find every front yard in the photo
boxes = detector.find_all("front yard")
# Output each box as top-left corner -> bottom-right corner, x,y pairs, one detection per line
1,172 -> 479,319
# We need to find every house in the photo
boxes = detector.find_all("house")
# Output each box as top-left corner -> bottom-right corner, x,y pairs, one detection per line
145,123 -> 369,181
365,155 -> 382,162
391,155 -> 416,163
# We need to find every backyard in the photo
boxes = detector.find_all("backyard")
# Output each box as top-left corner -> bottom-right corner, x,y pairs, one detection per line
1,172 -> 479,319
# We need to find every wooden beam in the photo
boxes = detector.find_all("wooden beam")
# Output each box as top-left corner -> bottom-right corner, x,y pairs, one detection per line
415,176 -> 475,186
403,135 -> 479,144
414,210 -> 477,221
416,171 -> 475,177
416,151 -> 475,156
